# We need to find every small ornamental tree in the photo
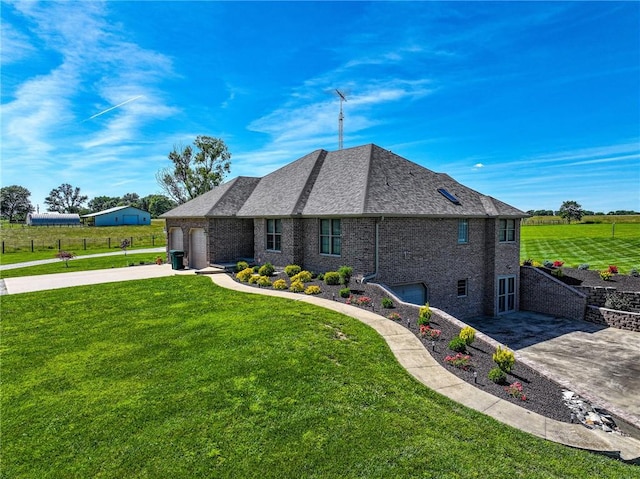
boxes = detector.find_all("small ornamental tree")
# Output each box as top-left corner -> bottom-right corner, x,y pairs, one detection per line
120,238 -> 131,256
55,250 -> 76,268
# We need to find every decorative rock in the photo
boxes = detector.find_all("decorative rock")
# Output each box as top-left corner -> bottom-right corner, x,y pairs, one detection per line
561,389 -> 624,435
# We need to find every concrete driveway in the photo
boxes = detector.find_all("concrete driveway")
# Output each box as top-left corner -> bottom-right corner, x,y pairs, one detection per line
463,311 -> 640,432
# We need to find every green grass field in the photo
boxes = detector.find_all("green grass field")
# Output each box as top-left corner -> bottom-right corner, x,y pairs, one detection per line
0,219 -> 166,259
2,276 -> 635,478
520,222 -> 640,273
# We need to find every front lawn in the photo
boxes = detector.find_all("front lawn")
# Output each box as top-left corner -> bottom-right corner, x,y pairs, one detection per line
1,276 -> 636,478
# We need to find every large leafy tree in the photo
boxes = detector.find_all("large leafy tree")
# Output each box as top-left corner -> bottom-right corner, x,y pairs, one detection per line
0,185 -> 34,222
156,135 -> 231,204
558,200 -> 584,223
88,195 -> 120,212
141,194 -> 176,218
120,192 -> 141,208
44,183 -> 88,213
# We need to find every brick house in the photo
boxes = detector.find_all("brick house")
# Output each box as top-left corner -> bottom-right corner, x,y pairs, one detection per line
161,144 -> 527,318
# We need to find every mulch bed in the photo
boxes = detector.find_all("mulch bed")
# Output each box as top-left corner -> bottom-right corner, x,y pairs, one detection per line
542,267 -> 640,292
230,271 -> 574,424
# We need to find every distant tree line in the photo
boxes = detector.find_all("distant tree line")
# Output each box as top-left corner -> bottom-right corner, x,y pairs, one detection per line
526,202 -> 638,221
0,184 -> 177,223
1,135 -> 233,223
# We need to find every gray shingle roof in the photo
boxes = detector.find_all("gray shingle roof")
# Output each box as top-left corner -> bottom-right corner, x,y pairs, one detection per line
162,144 -> 526,219
160,176 -> 260,218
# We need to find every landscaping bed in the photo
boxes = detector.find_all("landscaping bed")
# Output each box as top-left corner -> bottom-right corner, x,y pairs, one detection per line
231,269 -> 574,424
544,267 -> 640,291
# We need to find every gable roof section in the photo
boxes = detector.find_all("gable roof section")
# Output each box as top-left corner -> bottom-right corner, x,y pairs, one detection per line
160,176 -> 260,218
236,149 -> 327,217
299,144 -> 526,217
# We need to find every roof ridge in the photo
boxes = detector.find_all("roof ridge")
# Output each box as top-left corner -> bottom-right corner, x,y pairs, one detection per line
362,144 -> 376,214
208,177 -> 259,216
292,149 -> 328,214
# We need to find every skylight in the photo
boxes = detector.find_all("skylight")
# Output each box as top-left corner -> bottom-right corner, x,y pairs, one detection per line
437,188 -> 461,205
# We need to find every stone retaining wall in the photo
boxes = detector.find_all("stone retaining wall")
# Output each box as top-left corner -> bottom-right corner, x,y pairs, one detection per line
519,266 -> 587,321
575,286 -> 640,313
585,305 -> 640,332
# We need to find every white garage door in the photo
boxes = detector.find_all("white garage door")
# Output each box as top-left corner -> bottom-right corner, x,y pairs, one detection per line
391,283 -> 427,306
169,227 -> 184,251
189,228 -> 208,270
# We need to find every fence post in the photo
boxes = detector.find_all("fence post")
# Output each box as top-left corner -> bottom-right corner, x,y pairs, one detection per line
152,235 -> 155,246
58,239 -> 61,250
2,241 -> 4,254
108,237 -> 111,249
31,239 -> 34,252
83,238 -> 87,250
130,236 -> 133,248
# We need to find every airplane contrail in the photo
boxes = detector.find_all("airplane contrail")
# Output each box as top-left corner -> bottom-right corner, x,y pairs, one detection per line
86,95 -> 143,121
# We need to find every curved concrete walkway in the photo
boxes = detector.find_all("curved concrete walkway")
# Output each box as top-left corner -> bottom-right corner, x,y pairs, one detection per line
2,265 -> 638,461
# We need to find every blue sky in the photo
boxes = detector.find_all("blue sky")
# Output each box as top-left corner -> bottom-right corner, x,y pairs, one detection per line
2,1 -> 639,213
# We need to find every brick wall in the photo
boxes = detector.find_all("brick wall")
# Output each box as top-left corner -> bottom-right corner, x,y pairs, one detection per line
520,266 -> 587,321
585,306 -> 640,332
209,218 -> 254,263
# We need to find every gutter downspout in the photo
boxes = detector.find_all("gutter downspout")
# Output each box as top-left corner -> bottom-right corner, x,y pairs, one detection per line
362,217 -> 381,284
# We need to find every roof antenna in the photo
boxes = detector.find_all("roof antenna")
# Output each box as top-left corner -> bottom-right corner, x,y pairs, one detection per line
335,89 -> 347,150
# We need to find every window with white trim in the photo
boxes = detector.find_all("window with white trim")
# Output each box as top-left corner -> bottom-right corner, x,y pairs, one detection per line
266,219 -> 282,251
458,219 -> 469,244
320,219 -> 341,256
499,219 -> 516,242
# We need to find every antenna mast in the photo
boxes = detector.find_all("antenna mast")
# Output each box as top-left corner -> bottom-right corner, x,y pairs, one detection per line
335,89 -> 347,150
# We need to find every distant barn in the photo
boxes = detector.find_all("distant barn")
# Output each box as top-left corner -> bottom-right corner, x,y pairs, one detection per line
27,213 -> 81,226
82,205 -> 151,226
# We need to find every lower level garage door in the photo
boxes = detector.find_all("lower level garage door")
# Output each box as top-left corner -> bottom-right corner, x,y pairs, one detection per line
391,283 -> 427,306
189,228 -> 208,270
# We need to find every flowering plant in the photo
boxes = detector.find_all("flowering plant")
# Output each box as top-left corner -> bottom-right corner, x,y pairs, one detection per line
387,312 -> 401,321
599,270 -> 612,281
552,260 -> 564,268
608,265 -> 618,274
505,381 -> 527,401
444,353 -> 471,370
420,325 -> 441,340
356,296 -> 372,307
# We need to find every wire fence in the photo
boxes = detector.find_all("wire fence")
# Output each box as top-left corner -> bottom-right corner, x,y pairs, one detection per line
1,235 -> 166,254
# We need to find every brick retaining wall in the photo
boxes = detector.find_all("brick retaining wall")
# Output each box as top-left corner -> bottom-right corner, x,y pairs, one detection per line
520,266 -> 587,321
575,286 -> 640,313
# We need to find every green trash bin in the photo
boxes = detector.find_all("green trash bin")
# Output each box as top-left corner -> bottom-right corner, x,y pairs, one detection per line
169,250 -> 185,270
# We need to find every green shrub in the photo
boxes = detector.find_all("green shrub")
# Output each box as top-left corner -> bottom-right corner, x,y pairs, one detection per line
448,337 -> 466,353
381,297 -> 394,309
248,275 -> 259,284
418,303 -> 432,326
289,280 -> 305,293
236,267 -> 254,283
578,263 -> 590,270
305,285 -> 321,295
551,268 -> 563,278
236,261 -> 249,272
339,287 -> 351,298
631,268 -> 640,278
488,367 -> 507,384
338,265 -> 353,285
522,259 -> 533,266
459,326 -> 476,346
291,270 -> 313,283
317,273 -> 325,281
284,264 -> 301,277
272,279 -> 288,290
257,275 -> 272,287
493,345 -> 515,373
324,271 -> 341,285
253,266 -> 260,273
258,262 -> 275,277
